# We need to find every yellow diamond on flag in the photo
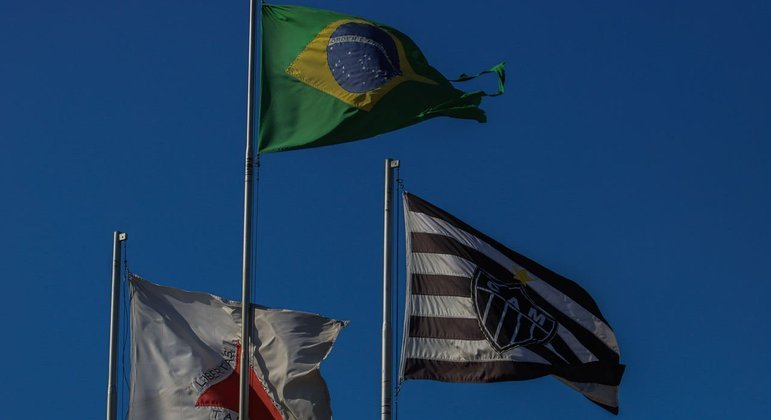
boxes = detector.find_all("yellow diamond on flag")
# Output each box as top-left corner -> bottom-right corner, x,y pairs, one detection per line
286,19 -> 436,111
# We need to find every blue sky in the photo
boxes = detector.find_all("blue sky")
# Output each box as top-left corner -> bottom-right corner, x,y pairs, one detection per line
1,0 -> 770,418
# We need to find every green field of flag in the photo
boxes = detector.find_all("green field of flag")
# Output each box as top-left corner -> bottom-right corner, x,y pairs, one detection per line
259,4 -> 504,153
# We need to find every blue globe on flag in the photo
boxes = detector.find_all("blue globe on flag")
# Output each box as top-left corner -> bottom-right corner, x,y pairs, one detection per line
326,23 -> 402,93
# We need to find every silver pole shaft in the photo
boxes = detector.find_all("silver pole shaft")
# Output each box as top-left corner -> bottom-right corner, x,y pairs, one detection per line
381,158 -> 398,420
239,0 -> 259,418
107,231 -> 126,420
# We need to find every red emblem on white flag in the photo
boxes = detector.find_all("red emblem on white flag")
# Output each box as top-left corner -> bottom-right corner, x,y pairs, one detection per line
195,343 -> 283,420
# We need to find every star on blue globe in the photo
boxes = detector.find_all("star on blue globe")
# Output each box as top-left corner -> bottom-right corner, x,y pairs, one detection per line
327,23 -> 402,93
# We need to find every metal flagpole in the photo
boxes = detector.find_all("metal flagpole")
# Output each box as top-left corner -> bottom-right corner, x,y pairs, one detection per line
382,158 -> 399,420
106,231 -> 126,420
239,0 -> 260,417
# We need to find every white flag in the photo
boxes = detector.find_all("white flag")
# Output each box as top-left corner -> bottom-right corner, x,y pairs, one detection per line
128,274 -> 346,420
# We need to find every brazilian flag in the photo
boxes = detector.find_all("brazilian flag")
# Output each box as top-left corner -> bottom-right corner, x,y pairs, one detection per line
259,4 -> 504,153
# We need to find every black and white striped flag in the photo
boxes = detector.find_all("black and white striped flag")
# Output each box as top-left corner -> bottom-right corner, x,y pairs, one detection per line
399,193 -> 625,414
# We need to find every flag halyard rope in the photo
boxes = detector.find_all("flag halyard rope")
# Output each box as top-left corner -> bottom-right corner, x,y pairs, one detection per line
393,167 -> 406,420
120,240 -> 131,420
251,153 -> 262,305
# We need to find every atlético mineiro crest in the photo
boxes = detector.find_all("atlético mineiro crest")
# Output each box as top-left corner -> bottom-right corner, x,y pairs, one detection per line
473,269 -> 557,352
